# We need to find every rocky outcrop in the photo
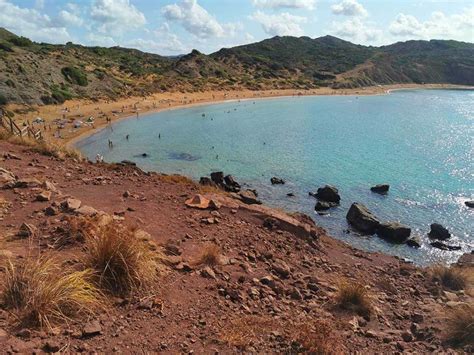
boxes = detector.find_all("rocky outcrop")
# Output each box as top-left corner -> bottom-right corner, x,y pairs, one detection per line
346,203 -> 380,234
465,200 -> 474,208
224,175 -> 240,192
271,177 -> 285,185
370,184 -> 390,194
199,177 -> 215,186
210,171 -> 225,185
430,241 -> 461,251
428,223 -> 451,240
377,222 -> 411,243
314,185 -> 340,203
239,190 -> 261,205
315,201 -> 332,211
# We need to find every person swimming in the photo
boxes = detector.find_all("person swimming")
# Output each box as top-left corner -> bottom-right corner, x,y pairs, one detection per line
126,134 -> 129,140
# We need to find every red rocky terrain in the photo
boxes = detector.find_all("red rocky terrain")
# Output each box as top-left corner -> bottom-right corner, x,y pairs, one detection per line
0,140 -> 472,354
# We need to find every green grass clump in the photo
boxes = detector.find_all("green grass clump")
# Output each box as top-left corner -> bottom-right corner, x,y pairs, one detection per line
61,66 -> 88,86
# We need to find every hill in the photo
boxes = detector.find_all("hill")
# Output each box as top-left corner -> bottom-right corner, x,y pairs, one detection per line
0,28 -> 473,105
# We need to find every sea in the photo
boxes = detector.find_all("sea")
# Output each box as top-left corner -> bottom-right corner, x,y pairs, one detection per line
76,89 -> 474,265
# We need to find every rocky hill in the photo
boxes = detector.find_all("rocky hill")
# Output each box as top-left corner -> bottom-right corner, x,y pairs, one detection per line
0,28 -> 473,105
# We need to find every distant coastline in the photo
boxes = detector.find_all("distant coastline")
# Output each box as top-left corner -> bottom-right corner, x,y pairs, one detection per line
8,83 -> 473,148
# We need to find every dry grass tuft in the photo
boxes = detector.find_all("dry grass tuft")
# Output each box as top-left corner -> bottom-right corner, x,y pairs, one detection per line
291,320 -> 346,355
193,244 -> 221,267
54,216 -> 97,248
445,304 -> 474,347
220,316 -> 275,347
336,281 -> 372,317
157,174 -> 194,185
1,256 -> 101,328
83,222 -> 159,297
430,265 -> 469,291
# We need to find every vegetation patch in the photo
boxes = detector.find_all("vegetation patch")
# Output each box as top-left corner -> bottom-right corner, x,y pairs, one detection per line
335,280 -> 372,317
193,244 -> 222,267
1,256 -> 102,328
430,265 -> 469,291
0,93 -> 7,106
61,66 -> 88,86
445,304 -> 474,347
83,221 -> 159,297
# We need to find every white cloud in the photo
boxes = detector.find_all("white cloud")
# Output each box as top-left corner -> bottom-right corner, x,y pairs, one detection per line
56,9 -> 83,27
251,0 -> 316,10
90,0 -> 146,34
250,11 -> 307,36
0,0 -> 71,43
162,0 -> 239,39
331,0 -> 367,17
330,18 -> 382,43
86,33 -> 117,47
389,8 -> 474,42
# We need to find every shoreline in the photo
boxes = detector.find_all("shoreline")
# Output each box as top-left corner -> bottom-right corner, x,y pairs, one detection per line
8,83 -> 473,148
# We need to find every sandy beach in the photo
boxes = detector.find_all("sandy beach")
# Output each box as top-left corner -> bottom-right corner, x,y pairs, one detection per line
6,83 -> 472,147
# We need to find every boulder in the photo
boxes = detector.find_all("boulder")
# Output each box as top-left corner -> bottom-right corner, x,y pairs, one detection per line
465,200 -> 474,208
371,184 -> 390,194
377,222 -> 411,243
62,198 -> 81,211
224,175 -> 240,192
346,202 -> 380,234
185,194 -> 210,209
430,241 -> 461,251
406,237 -> 421,248
36,190 -> 52,202
315,185 -> 340,203
0,167 -> 16,185
456,252 -> 474,268
82,321 -> 102,337
272,260 -> 291,279
13,178 -> 41,188
315,201 -> 332,211
210,171 -> 224,185
428,223 -> 451,240
120,160 -> 136,166
239,190 -> 261,205
75,205 -> 98,217
42,181 -> 57,192
270,177 -> 285,185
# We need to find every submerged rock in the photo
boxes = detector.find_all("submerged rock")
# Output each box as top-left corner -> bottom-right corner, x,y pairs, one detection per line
377,222 -> 411,244
406,237 -> 421,248
371,184 -> 390,194
315,185 -> 340,203
428,223 -> 451,240
430,241 -> 461,251
465,200 -> 474,208
271,177 -> 285,185
315,201 -> 333,211
346,202 -> 380,234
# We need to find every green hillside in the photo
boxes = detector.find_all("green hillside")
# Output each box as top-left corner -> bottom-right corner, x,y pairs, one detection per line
0,28 -> 472,105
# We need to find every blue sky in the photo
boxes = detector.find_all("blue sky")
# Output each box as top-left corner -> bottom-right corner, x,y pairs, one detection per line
1,0 -> 473,55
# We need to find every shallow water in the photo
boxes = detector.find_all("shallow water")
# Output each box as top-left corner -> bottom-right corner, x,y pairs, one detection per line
76,89 -> 474,265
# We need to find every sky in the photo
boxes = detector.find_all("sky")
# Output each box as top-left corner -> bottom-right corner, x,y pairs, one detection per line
1,0 -> 473,55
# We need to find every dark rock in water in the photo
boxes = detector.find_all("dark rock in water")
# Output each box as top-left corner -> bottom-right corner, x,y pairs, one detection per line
224,175 -> 241,192
315,185 -> 340,203
428,223 -> 451,240
430,241 -> 461,251
133,153 -> 150,158
371,184 -> 390,194
168,152 -> 200,161
377,222 -> 411,243
120,160 -> 136,166
211,171 -> 224,185
314,201 -> 337,211
271,177 -> 285,185
465,200 -> 474,208
346,202 -> 380,234
308,191 -> 317,198
199,177 -> 215,186
142,153 -> 149,157
239,190 -> 261,205
406,237 -> 421,248
287,192 -> 295,197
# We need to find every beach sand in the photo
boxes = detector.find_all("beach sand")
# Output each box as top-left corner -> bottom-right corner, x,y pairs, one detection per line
6,83 -> 472,147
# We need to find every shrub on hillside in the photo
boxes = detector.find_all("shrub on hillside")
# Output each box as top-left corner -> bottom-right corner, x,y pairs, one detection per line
61,66 -> 88,86
430,265 -> 469,291
1,256 -> 102,328
0,94 -> 7,106
8,36 -> 33,47
336,281 -> 372,317
445,304 -> 474,347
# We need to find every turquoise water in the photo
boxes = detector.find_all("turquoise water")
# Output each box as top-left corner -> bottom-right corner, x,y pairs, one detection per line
76,90 -> 474,265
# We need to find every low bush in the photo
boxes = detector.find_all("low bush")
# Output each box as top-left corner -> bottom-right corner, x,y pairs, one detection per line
445,304 -> 474,347
335,281 -> 372,317
1,256 -> 102,328
83,222 -> 159,296
61,66 -> 88,86
430,265 -> 469,291
193,244 -> 221,267
291,320 -> 346,355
